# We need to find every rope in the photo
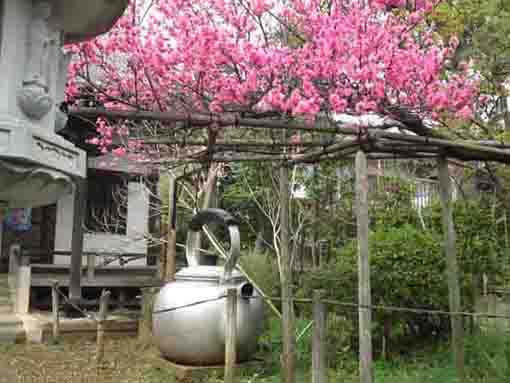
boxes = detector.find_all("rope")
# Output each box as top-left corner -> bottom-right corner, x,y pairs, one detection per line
151,293 -> 510,321
54,285 -> 96,321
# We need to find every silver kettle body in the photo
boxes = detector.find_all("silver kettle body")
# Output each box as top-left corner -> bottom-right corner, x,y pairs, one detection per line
152,209 -> 265,365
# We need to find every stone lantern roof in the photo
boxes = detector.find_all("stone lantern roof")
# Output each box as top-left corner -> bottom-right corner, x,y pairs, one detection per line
50,0 -> 128,44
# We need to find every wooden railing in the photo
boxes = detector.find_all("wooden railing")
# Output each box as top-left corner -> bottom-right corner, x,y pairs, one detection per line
23,249 -> 151,282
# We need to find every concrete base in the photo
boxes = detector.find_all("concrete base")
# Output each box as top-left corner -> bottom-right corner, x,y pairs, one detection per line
0,274 -> 24,344
19,310 -> 139,343
0,313 -> 26,344
165,359 -> 265,383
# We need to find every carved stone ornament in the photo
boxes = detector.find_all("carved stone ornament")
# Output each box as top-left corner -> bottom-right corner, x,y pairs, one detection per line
17,1 -> 57,120
17,83 -> 53,120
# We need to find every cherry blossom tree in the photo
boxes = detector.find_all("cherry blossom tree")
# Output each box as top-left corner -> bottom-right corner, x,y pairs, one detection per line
65,2 -> 480,381
67,0 -> 477,138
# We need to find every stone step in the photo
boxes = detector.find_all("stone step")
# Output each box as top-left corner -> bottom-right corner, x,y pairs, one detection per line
0,313 -> 25,344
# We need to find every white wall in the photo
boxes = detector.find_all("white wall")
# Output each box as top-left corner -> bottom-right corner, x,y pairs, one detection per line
54,181 -> 149,267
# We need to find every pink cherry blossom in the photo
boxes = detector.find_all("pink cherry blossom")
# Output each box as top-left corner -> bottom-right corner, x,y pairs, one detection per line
113,147 -> 127,157
66,0 -> 477,154
456,106 -> 473,120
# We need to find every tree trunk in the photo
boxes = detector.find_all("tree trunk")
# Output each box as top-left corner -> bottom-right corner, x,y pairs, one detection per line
165,173 -> 177,281
312,199 -> 320,270
382,315 -> 392,361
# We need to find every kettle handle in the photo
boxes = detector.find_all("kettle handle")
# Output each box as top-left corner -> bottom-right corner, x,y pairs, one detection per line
186,208 -> 241,282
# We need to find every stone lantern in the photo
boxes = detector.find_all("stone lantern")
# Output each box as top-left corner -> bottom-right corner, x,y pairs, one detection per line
0,0 -> 128,208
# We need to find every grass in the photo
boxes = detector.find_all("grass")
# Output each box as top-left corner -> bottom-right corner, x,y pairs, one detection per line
0,323 -> 508,383
0,338 -> 177,383
244,315 -> 510,383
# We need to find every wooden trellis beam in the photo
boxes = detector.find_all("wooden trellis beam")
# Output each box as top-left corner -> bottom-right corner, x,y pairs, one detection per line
69,107 -> 510,164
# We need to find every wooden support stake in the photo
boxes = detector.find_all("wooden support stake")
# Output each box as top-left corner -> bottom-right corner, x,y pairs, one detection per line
51,281 -> 60,343
438,157 -> 465,383
96,290 -> 111,364
355,150 -> 373,383
224,288 -> 238,383
87,252 -> 95,281
312,290 -> 327,383
139,288 -> 155,343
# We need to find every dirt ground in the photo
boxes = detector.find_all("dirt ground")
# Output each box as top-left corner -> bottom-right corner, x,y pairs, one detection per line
0,338 -> 177,383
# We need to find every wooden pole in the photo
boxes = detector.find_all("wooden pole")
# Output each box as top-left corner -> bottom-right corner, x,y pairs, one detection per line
355,150 -> 373,383
70,177 -> 87,301
87,252 -> 95,281
312,290 -> 327,383
280,132 -> 296,383
51,281 -> 60,343
96,290 -> 111,364
224,288 -> 238,383
165,172 -> 177,281
438,157 -> 465,383
138,287 -> 155,344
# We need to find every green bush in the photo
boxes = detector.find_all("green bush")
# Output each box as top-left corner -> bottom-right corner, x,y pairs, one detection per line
299,224 -> 449,354
464,330 -> 510,382
239,250 -> 281,299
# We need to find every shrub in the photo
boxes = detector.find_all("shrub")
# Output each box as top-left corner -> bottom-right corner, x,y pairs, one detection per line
299,224 -> 449,355
239,250 -> 281,299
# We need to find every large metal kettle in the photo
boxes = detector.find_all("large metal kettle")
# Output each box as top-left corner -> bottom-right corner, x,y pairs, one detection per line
152,209 -> 265,366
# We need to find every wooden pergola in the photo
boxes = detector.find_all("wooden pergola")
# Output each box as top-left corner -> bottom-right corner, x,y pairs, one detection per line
68,106 -> 510,383
70,107 -> 510,164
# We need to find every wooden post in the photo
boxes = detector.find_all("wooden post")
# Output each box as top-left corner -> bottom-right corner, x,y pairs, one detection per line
87,252 -> 95,281
118,289 -> 127,309
224,288 -> 238,383
70,177 -> 87,301
166,173 -> 177,281
280,142 -> 296,383
96,289 -> 111,364
355,150 -> 373,383
138,287 -> 155,343
438,157 -> 465,383
312,290 -> 327,383
51,281 -> 60,343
